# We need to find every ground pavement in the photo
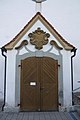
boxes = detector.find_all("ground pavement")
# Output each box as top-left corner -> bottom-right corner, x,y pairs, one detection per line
0,100 -> 80,120
0,111 -> 80,120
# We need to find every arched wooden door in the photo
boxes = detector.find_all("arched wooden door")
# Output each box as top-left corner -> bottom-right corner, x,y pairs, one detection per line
20,57 -> 58,111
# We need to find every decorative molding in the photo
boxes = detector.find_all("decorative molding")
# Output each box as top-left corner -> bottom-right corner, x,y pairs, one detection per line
28,27 -> 50,50
3,12 -> 75,50
15,40 -> 28,50
50,40 -> 63,50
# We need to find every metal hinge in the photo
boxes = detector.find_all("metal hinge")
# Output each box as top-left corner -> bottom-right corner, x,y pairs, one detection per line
18,65 -> 22,68
58,64 -> 60,67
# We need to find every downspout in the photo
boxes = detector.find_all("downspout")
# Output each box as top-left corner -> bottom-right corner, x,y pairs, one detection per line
71,47 -> 77,105
1,47 -> 7,111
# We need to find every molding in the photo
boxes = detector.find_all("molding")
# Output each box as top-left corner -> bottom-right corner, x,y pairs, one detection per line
15,50 -> 63,108
15,40 -> 28,50
3,12 -> 75,50
50,40 -> 63,50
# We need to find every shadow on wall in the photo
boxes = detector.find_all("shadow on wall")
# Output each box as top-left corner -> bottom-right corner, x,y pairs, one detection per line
0,89 -> 3,99
0,90 -> 3,111
0,50 -> 4,102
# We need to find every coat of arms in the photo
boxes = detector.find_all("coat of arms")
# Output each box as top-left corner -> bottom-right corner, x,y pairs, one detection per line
28,27 -> 50,50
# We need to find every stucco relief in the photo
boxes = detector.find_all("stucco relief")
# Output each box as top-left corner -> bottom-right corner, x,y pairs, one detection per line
15,28 -> 63,55
28,27 -> 50,50
15,40 -> 28,50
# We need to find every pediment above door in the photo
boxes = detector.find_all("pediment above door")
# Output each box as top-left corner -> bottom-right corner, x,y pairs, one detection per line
3,12 -> 75,51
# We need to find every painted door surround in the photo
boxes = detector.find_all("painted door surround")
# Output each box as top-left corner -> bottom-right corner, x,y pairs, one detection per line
15,50 -> 62,112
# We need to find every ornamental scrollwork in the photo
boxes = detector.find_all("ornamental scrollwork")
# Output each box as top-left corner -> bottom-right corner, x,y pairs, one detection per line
15,40 -> 28,49
28,27 -> 50,50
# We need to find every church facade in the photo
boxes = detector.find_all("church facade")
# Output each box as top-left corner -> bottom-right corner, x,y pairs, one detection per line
0,0 -> 77,112
1,11 -> 77,111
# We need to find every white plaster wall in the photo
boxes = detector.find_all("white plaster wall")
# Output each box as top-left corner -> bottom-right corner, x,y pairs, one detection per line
61,50 -> 72,107
6,50 -> 17,107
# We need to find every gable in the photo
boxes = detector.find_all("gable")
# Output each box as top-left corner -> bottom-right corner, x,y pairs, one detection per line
3,12 -> 75,50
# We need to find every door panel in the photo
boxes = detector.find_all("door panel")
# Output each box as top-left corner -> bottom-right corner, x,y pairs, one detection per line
20,57 -> 40,110
41,57 -> 58,110
20,57 -> 58,111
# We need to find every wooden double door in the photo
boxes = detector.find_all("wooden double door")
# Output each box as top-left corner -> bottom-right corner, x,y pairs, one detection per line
20,57 -> 58,111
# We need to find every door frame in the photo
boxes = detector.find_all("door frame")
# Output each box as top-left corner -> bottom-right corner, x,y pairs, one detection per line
15,51 -> 62,110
